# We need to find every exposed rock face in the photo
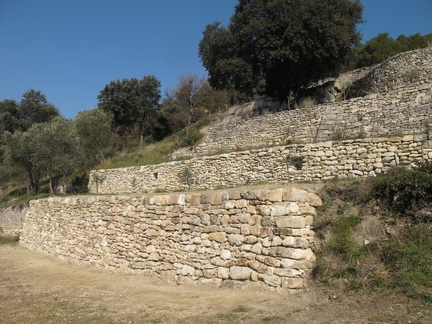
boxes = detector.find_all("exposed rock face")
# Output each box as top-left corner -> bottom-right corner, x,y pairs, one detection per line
20,188 -> 320,293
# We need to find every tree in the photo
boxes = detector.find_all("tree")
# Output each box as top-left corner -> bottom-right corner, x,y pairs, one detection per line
161,74 -> 229,134
19,89 -> 60,130
199,0 -> 363,101
97,75 -> 161,150
349,32 -> 432,69
3,130 -> 40,196
0,100 -> 21,135
74,108 -> 113,168
29,117 -> 79,195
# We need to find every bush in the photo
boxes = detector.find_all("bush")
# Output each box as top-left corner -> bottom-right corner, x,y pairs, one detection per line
372,161 -> 432,213
179,127 -> 204,147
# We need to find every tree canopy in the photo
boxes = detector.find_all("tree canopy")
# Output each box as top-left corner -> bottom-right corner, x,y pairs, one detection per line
346,32 -> 432,70
97,75 -> 161,149
199,0 -> 364,101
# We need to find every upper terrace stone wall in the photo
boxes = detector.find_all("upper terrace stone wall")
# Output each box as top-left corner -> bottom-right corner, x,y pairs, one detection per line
171,48 -> 432,159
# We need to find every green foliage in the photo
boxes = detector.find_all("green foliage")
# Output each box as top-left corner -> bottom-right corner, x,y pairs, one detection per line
74,108 -> 113,168
379,225 -> 432,303
91,172 -> 106,194
97,75 -> 161,148
403,68 -> 421,83
199,0 -> 363,100
177,167 -> 197,191
315,176 -> 432,302
372,162 -> 432,213
345,32 -> 432,70
19,89 -> 60,131
178,127 -> 204,147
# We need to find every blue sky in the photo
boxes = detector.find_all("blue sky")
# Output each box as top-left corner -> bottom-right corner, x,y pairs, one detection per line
0,0 -> 431,119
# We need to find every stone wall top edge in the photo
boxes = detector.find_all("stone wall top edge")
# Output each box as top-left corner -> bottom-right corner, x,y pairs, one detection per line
31,186 -> 322,207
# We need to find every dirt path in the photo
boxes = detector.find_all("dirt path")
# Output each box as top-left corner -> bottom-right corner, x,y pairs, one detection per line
0,244 -> 430,324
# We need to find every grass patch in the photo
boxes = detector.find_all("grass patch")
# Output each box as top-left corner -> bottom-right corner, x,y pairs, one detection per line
0,233 -> 20,245
378,225 -> 432,303
314,170 -> 432,303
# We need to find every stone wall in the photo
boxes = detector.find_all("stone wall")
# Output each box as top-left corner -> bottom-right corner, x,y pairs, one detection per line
20,188 -> 321,292
171,83 -> 431,159
350,47 -> 432,97
90,135 -> 432,194
170,48 -> 432,159
0,206 -> 27,236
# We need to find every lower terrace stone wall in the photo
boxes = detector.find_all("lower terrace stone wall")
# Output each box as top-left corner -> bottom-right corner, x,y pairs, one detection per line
90,135 -> 432,195
20,188 -> 321,292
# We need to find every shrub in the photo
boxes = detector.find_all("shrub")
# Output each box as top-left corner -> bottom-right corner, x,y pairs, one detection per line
177,167 -> 197,191
403,68 -> 421,83
294,96 -> 316,109
179,127 -> 204,147
372,161 -> 432,213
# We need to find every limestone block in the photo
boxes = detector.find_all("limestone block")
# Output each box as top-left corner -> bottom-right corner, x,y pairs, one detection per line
229,266 -> 252,280
281,277 -> 303,289
152,195 -> 168,206
263,275 -> 281,287
228,234 -> 244,246
181,264 -> 195,276
276,216 -> 305,228
186,194 -> 201,205
208,232 -> 226,243
241,224 -> 250,235
271,202 -> 300,216
276,247 -> 308,260
266,188 -> 284,202
274,268 -> 302,277
220,249 -> 232,260
218,267 -> 230,279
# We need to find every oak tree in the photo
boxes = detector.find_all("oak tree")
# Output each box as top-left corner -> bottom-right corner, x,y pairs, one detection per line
199,0 -> 363,101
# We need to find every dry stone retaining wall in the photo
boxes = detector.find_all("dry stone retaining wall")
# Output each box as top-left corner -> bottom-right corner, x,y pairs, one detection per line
90,136 -> 432,195
174,83 -> 431,159
0,206 -> 27,236
20,188 -> 321,292
170,48 -> 432,159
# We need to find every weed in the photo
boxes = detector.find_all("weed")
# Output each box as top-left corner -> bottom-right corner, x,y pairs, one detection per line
233,306 -> 250,313
154,188 -> 167,193
403,68 -> 421,83
0,233 -> 20,245
331,125 -> 348,141
262,315 -> 282,322
372,161 -> 432,213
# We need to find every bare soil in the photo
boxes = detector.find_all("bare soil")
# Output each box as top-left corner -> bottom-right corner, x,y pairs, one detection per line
0,243 -> 431,324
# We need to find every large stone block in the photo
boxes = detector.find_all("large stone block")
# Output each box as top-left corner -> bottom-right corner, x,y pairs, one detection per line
229,266 -> 252,280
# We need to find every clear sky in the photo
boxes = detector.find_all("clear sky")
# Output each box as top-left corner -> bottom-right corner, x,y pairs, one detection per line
0,0 -> 431,119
